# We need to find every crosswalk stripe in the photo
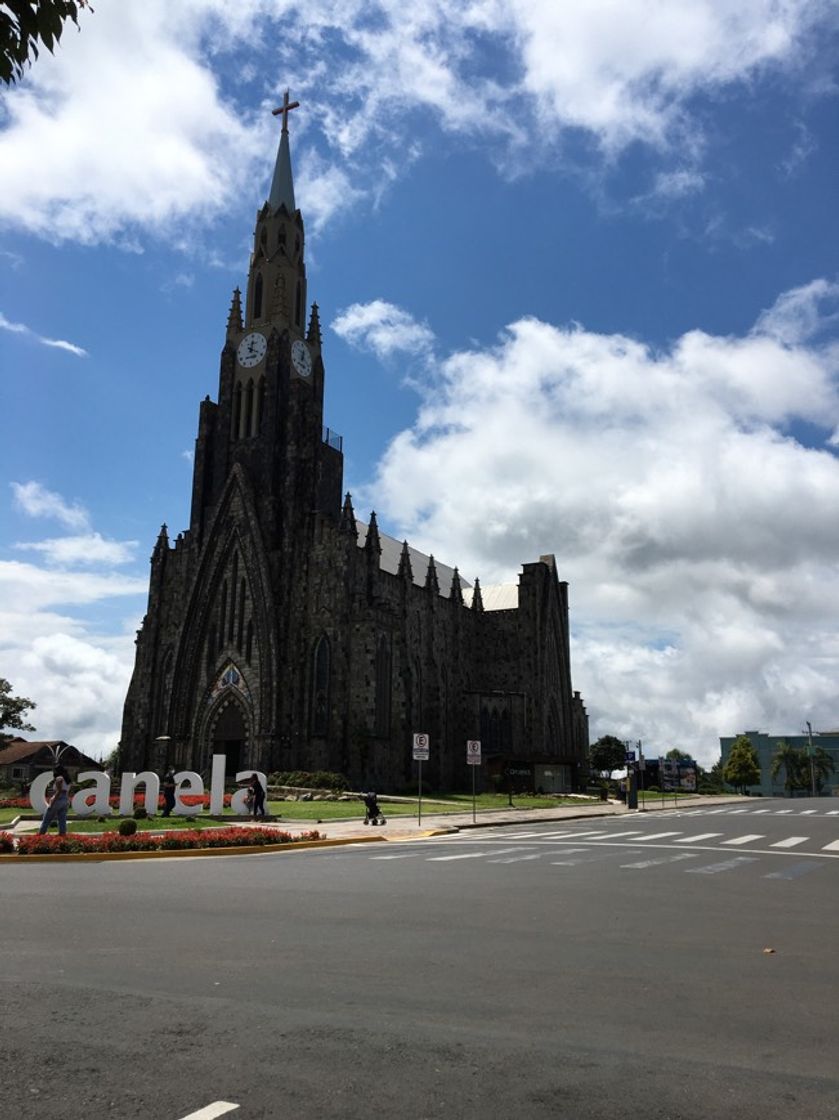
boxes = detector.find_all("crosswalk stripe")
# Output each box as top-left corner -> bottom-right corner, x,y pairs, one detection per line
728,809 -> 751,814
673,833 -> 723,843
764,862 -> 822,880
722,834 -> 764,845
487,854 -> 543,864
800,809 -> 817,815
776,809 -> 793,814
621,853 -> 697,869
750,809 -> 770,814
686,857 -> 757,875
821,840 -> 839,851
634,831 -> 682,841
827,811 -> 839,816
770,836 -> 808,848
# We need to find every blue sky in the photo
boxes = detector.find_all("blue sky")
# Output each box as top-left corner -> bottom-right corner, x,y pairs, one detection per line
1,0 -> 838,765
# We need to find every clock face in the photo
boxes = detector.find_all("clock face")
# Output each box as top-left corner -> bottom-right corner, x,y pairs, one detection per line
237,331 -> 267,368
291,339 -> 312,378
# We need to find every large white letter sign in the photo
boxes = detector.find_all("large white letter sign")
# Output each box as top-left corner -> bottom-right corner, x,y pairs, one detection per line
209,754 -> 226,815
71,771 -> 112,817
230,770 -> 267,815
28,771 -> 53,813
173,770 -> 203,814
119,771 -> 161,816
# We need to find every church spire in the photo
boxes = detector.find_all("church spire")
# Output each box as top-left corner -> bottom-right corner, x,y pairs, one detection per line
425,555 -> 439,595
226,287 -> 242,337
471,577 -> 484,612
268,89 -> 299,213
397,540 -> 413,582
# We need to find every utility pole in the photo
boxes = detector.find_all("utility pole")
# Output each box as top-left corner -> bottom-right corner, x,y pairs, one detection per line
806,721 -> 816,798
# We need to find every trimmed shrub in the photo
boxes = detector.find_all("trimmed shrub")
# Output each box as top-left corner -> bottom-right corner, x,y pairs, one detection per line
118,818 -> 138,836
133,807 -> 148,820
269,770 -> 348,792
10,827 -> 323,856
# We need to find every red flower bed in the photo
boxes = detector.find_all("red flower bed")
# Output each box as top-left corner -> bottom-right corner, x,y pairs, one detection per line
1,793 -> 236,811
0,798 -> 30,809
9,827 -> 322,856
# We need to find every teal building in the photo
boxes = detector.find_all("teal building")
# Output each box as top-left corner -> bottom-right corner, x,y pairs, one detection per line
720,730 -> 839,797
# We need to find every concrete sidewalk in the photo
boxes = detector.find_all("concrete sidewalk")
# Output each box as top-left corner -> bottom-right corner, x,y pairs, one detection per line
304,793 -> 745,843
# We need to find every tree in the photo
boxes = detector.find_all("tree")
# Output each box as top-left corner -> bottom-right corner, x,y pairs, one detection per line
665,748 -> 691,761
698,757 -> 725,794
588,735 -> 627,778
0,677 -> 36,738
810,747 -> 835,794
770,740 -> 808,795
722,735 -> 760,794
1,1 -> 91,86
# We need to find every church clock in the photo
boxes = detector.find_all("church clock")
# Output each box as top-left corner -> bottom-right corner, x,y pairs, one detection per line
237,331 -> 267,368
291,339 -> 312,378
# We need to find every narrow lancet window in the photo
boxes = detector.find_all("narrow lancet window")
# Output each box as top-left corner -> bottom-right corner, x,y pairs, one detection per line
254,272 -> 263,320
311,635 -> 330,738
244,379 -> 255,437
232,383 -> 243,440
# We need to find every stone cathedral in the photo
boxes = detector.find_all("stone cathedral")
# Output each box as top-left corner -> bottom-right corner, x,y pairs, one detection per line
121,97 -> 589,792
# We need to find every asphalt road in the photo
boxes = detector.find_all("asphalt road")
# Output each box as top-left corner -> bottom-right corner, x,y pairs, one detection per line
2,798 -> 838,1120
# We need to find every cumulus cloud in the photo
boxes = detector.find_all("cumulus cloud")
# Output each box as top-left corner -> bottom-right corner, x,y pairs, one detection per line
1,484 -> 147,757
0,1 -> 834,244
11,481 -> 90,531
332,299 -> 435,359
0,311 -> 87,357
13,534 -> 138,568
367,279 -> 839,764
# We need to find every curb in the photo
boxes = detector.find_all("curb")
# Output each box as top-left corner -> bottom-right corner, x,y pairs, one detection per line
0,834 -> 385,864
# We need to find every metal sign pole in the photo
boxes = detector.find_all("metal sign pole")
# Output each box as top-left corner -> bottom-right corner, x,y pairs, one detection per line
418,759 -> 423,826
472,763 -> 476,824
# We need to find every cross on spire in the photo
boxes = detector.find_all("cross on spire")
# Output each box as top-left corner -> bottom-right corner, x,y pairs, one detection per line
272,89 -> 300,132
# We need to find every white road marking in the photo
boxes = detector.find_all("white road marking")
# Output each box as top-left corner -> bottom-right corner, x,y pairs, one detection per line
686,857 -> 757,876
728,809 -> 751,814
427,847 -> 527,861
750,809 -> 770,815
487,854 -> 543,864
177,1103 -> 239,1120
827,810 -> 839,816
621,853 -> 697,869
771,836 -> 808,848
589,830 -> 644,839
634,831 -> 683,841
673,833 -> 723,844
776,809 -> 794,815
764,862 -> 823,880
722,834 -> 765,846
821,840 -> 839,851
800,809 -> 818,815
368,853 -> 418,860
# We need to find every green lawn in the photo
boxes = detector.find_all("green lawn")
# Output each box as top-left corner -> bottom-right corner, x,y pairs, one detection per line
3,791 -> 607,832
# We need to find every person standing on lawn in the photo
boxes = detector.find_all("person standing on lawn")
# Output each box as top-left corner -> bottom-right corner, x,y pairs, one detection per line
39,765 -> 72,836
249,773 -> 266,819
161,767 -> 176,817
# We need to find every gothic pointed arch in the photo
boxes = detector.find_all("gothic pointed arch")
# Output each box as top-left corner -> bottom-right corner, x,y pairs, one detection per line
374,633 -> 391,737
167,464 -> 278,759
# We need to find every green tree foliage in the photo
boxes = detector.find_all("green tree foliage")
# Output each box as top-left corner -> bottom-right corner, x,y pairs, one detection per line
722,735 -> 760,793
698,757 -> 725,794
665,748 -> 692,761
0,677 -> 36,738
1,1 -> 91,86
770,740 -> 808,794
588,735 -> 627,778
811,746 -> 836,793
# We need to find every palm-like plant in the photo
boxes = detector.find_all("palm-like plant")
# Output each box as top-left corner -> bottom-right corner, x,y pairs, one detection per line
811,746 -> 836,793
770,740 -> 808,794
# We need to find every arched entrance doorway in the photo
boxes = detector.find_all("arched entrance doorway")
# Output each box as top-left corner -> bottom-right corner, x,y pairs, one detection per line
212,700 -> 248,777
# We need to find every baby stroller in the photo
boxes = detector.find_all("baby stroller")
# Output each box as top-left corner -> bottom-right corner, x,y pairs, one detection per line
362,791 -> 386,826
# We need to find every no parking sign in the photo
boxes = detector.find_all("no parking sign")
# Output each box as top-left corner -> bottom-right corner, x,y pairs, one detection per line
466,740 -> 482,766
412,732 -> 430,760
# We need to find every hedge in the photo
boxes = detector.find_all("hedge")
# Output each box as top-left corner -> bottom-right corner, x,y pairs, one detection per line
1,827 -> 323,856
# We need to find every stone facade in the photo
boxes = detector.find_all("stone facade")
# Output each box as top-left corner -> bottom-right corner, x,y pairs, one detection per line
120,111 -> 589,792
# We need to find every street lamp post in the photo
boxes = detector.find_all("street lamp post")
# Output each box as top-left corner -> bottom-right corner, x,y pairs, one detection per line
806,721 -> 816,798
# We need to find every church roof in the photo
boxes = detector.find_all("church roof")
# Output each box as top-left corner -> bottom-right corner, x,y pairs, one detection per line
355,520 -> 518,609
463,583 -> 519,611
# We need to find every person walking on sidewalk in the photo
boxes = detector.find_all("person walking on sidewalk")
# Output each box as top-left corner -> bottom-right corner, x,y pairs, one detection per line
39,765 -> 72,836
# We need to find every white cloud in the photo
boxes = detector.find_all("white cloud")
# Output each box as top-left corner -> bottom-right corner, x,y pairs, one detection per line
0,311 -> 87,356
14,534 -> 138,567
11,481 -> 91,531
332,299 -> 435,359
368,279 -> 839,765
0,1 -> 834,244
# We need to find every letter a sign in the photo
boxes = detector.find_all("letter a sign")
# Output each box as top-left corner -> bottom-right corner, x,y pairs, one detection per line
466,740 -> 481,765
413,732 -> 430,761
